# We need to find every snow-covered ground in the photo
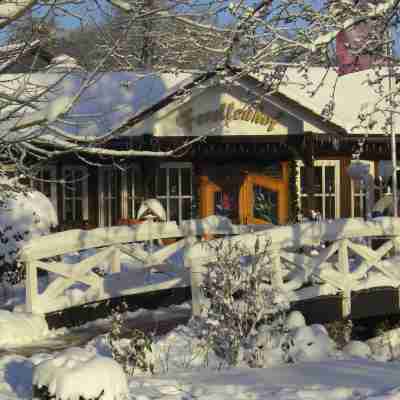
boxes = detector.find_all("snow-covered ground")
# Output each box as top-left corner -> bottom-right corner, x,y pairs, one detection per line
2,327 -> 400,400
2,209 -> 400,399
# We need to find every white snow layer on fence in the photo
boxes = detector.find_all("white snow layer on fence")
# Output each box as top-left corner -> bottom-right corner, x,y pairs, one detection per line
0,310 -> 50,346
33,348 -> 128,400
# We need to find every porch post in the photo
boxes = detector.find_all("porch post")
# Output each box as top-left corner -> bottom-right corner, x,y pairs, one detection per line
303,134 -> 316,218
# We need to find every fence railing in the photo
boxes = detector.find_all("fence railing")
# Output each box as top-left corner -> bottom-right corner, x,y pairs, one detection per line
184,217 -> 400,318
19,217 -> 259,314
20,216 -> 400,317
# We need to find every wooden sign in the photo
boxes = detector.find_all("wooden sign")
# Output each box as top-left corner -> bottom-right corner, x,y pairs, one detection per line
176,102 -> 279,132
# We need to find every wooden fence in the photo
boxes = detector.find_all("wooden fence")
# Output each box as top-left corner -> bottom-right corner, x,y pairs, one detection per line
19,218 -> 259,314
184,217 -> 400,319
19,216 -> 400,319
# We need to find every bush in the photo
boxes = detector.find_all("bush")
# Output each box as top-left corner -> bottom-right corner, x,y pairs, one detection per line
0,181 -> 57,285
190,237 -> 290,367
107,305 -> 154,375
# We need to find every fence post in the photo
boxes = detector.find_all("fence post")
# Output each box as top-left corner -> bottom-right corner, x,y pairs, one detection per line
338,239 -> 351,318
183,239 -> 204,317
111,247 -> 121,274
25,260 -> 39,314
270,248 -> 283,289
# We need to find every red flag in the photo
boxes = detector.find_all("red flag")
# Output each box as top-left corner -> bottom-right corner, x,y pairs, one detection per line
336,23 -> 375,75
336,0 -> 387,75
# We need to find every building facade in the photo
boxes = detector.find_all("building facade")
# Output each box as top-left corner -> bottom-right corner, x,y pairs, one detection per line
26,68 -> 399,229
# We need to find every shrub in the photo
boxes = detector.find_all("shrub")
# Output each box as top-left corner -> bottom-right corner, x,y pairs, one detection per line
191,237 -> 290,367
0,180 -> 57,285
107,305 -> 154,375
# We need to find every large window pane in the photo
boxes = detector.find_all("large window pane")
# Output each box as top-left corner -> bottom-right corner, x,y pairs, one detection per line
215,191 -> 236,220
156,165 -> 193,223
253,186 -> 278,224
170,168 -> 179,196
157,168 -> 167,195
298,161 -> 339,220
325,166 -> 335,194
325,196 -> 336,219
181,168 -> 192,196
169,198 -> 179,221
182,198 -> 192,220
314,167 -> 322,193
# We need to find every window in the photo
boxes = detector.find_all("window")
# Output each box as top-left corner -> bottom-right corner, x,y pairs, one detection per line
98,167 -> 121,226
98,163 -> 192,226
31,166 -> 57,210
253,185 -> 278,224
124,166 -> 144,220
297,160 -> 340,219
156,163 -> 193,222
350,160 -> 375,218
99,165 -> 143,226
62,166 -> 88,222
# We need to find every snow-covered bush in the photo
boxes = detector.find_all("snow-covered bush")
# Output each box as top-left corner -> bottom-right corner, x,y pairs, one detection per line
342,341 -> 372,359
285,324 -> 336,363
325,319 -> 353,348
191,238 -> 290,367
107,306 -> 154,376
151,325 -> 221,373
33,348 -> 128,400
0,179 -> 57,285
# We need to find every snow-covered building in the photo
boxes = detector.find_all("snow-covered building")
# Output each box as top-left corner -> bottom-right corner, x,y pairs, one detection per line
2,59 -> 399,228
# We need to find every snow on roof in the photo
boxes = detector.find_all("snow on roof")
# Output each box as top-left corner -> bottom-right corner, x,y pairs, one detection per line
3,66 -> 395,143
0,71 -> 197,140
253,67 -> 395,134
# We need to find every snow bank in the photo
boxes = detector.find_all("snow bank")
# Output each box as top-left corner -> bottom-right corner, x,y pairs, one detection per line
0,189 -> 57,235
33,348 -> 127,400
151,325 -> 221,373
287,324 -> 336,363
0,187 -> 57,282
0,310 -> 50,346
342,341 -> 372,359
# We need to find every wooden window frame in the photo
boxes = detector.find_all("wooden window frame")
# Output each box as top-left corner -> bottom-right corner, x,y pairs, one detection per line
297,160 -> 341,219
350,160 -> 375,218
122,165 -> 142,220
62,166 -> 89,222
156,162 -> 193,223
31,166 -> 57,210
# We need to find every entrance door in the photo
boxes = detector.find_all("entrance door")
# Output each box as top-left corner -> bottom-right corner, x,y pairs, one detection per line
199,162 -> 288,225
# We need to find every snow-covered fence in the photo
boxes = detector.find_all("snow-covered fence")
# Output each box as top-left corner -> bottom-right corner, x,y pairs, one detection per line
184,217 -> 400,318
19,217 -> 258,314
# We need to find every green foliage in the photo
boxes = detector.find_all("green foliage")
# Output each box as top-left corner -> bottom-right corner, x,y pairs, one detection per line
288,160 -> 301,223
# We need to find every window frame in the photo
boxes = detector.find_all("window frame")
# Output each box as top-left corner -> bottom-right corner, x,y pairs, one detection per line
156,162 -> 193,222
99,165 -> 142,226
98,166 -> 120,227
30,166 -> 57,210
62,165 -> 89,222
350,160 -> 375,218
122,165 -> 143,221
297,159 -> 341,219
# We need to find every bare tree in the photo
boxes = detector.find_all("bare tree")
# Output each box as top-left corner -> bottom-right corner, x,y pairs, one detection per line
0,0 -> 399,180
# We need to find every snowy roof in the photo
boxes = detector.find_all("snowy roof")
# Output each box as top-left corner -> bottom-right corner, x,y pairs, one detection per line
0,71 -> 197,141
3,66 -> 396,145
252,67 -> 395,135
